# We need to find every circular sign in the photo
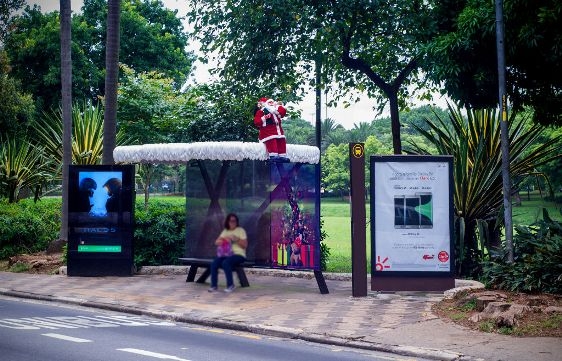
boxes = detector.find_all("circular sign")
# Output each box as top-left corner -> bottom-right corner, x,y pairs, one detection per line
352,144 -> 364,158
438,251 -> 449,263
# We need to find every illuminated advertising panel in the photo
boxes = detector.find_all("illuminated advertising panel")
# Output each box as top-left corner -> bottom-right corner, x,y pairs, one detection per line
67,165 -> 135,276
371,156 -> 454,275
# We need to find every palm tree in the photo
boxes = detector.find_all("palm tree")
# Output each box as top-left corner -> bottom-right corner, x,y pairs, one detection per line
35,102 -> 129,167
60,0 -> 72,241
309,118 -> 345,152
102,0 -> 120,165
407,104 -> 562,277
349,121 -> 373,142
0,138 -> 54,203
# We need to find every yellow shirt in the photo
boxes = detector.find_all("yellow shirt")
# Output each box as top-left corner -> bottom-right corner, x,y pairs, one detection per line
219,227 -> 247,258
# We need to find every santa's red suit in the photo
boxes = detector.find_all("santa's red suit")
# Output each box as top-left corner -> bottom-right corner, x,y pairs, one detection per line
253,98 -> 289,161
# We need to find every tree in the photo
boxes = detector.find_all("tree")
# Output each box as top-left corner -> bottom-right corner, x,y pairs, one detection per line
187,0 -> 441,154
0,51 -> 35,138
283,117 -> 315,145
322,143 -> 350,198
308,118 -> 345,152
426,0 -> 562,126
407,104 -> 562,277
117,66 -> 191,145
82,0 -> 193,89
3,6 -> 96,112
3,1 -> 194,113
0,0 -> 24,41
102,0 -> 120,165
177,82 -> 259,143
35,102 -> 129,168
60,0 -> 72,242
0,137 -> 53,203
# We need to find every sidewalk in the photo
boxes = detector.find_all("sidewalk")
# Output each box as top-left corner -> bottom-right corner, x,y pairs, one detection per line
0,268 -> 560,361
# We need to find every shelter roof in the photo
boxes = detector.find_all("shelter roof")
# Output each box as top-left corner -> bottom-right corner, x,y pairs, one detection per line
113,142 -> 320,164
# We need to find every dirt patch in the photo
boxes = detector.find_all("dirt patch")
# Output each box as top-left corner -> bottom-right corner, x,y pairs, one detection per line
3,252 -> 64,274
433,288 -> 562,337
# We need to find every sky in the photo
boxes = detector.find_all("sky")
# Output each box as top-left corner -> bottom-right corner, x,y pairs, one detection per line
30,0 -> 447,129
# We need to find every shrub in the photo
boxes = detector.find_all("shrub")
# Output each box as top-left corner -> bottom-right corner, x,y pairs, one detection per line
482,209 -> 562,294
133,199 -> 185,268
319,216 -> 331,271
0,197 -> 186,269
0,198 -> 60,259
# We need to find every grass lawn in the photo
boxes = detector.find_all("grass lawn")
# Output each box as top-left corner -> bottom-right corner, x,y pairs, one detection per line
141,192 -> 561,273
321,192 -> 562,273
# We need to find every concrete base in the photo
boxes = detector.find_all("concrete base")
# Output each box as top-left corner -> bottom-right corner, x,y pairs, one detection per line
372,276 -> 455,292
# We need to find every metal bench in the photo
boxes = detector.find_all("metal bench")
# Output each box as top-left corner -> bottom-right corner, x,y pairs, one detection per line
178,257 -> 253,287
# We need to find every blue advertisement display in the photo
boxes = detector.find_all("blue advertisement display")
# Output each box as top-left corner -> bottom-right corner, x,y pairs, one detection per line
67,165 -> 135,276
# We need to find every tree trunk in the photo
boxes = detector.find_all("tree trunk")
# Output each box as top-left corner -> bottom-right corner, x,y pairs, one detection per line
388,91 -> 402,154
60,0 -> 72,241
102,0 -> 120,165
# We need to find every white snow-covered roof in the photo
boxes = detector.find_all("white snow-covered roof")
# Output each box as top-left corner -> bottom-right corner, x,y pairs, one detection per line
113,142 -> 320,164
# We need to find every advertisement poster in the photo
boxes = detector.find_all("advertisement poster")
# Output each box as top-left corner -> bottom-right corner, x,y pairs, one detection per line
371,157 -> 453,273
67,165 -> 135,276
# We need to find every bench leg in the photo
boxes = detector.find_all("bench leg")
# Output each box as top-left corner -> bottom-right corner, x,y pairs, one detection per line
236,267 -> 250,287
186,265 -> 198,282
196,267 -> 211,284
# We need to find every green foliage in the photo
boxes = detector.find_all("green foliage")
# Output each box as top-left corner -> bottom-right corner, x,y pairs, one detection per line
407,104 -> 562,277
0,0 -> 25,41
283,117 -> 315,146
118,65 -> 191,144
35,102 -> 128,168
0,197 -> 186,268
426,0 -> 562,126
0,51 -> 35,138
187,0 -> 443,153
322,143 -> 350,195
178,82 -> 258,142
319,216 -> 330,271
482,210 -> 562,294
3,0 -> 194,112
0,198 -> 60,259
9,262 -> 30,273
3,5 -> 96,111
133,199 -> 186,268
322,135 -> 392,196
0,137 -> 54,203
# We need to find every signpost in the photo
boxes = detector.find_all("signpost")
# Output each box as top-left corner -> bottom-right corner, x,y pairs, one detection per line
370,156 -> 454,291
350,143 -> 367,297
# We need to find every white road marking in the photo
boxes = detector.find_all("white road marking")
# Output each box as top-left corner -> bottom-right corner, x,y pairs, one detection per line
117,348 -> 191,361
41,333 -> 92,343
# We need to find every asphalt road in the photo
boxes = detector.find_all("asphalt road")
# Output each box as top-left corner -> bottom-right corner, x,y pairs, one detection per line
0,297 -> 428,361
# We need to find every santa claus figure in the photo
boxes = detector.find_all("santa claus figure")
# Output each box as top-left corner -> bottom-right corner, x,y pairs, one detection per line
254,97 -> 289,162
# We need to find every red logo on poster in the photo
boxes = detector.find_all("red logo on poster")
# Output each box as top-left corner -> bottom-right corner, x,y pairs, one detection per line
422,254 -> 434,260
375,256 -> 390,271
438,251 -> 449,262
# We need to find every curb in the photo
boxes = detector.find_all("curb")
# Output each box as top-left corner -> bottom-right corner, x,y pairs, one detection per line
0,279 -> 482,361
58,265 -> 486,291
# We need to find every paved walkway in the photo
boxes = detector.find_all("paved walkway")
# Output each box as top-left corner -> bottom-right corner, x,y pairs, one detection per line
0,268 -> 560,361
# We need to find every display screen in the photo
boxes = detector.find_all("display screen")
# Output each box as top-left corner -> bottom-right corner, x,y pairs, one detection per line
68,165 -> 134,255
75,171 -> 123,217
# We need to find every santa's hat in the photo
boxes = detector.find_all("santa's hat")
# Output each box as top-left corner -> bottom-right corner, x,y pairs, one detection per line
258,97 -> 268,103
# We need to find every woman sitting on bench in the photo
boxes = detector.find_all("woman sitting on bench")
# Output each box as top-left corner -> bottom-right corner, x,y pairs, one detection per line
209,213 -> 248,293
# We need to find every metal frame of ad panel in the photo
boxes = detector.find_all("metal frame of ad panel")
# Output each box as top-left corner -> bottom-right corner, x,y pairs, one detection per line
370,156 -> 454,290
67,164 -> 135,276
